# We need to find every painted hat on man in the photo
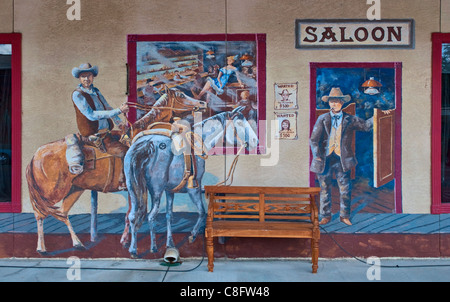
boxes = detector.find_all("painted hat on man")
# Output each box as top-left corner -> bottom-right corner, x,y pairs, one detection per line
321,87 -> 351,103
72,63 -> 99,78
279,89 -> 292,97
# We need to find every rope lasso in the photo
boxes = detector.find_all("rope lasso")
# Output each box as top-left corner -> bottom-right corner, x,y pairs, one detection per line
215,143 -> 245,187
126,102 -> 198,112
215,117 -> 247,187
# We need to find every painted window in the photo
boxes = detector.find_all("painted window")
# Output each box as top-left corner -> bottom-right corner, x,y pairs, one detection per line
432,33 -> 450,214
127,34 -> 266,155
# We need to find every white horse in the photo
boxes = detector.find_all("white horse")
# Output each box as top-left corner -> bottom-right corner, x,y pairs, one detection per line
124,107 -> 258,259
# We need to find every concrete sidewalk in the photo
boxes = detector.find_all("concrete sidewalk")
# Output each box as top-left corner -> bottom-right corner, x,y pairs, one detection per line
1,257 -> 450,282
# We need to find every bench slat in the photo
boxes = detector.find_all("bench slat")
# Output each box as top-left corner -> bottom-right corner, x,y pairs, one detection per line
211,221 -> 314,238
264,196 -> 312,202
214,214 -> 260,219
205,186 -> 321,195
263,215 -> 311,221
214,202 -> 259,212
214,195 -> 260,201
265,203 -> 311,214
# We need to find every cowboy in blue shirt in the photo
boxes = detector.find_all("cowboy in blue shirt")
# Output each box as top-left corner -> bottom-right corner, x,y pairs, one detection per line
71,63 -> 129,189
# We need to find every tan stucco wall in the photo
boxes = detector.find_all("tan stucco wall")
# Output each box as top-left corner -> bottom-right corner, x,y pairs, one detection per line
0,0 -> 13,33
0,0 -> 445,214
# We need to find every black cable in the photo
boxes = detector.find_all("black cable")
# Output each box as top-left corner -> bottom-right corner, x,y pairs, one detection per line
320,225 -> 450,268
0,257 -> 204,273
0,236 -> 206,275
161,264 -> 170,282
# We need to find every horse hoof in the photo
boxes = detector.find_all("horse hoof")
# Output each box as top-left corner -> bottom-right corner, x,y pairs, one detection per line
130,252 -> 139,259
120,237 -> 130,249
189,235 -> 196,243
74,244 -> 86,250
37,250 -> 48,256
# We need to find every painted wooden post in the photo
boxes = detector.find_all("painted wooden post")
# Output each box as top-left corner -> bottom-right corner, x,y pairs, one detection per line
90,190 -> 98,242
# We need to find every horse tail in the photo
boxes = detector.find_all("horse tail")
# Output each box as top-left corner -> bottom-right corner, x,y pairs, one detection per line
26,156 -> 65,220
126,139 -> 155,229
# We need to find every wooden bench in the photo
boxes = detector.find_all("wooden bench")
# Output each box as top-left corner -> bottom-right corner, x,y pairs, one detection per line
204,186 -> 321,273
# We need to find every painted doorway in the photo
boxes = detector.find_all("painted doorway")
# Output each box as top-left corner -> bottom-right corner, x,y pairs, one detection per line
309,62 -> 402,215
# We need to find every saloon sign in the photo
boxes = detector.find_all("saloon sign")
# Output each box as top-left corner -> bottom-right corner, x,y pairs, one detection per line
295,19 -> 414,49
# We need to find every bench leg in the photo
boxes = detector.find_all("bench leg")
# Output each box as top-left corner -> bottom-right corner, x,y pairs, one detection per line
206,235 -> 214,272
311,238 -> 319,273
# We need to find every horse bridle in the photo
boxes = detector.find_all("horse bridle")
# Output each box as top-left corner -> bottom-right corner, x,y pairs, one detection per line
126,89 -> 203,113
123,88 -> 205,139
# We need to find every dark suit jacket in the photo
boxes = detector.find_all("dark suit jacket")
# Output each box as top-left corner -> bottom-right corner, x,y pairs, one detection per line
310,112 -> 373,174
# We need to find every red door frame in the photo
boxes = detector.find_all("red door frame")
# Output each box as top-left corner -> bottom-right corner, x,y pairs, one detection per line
0,33 -> 21,213
431,33 -> 450,214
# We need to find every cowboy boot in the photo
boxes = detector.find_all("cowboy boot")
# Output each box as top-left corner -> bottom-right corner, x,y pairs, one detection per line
118,159 -> 127,191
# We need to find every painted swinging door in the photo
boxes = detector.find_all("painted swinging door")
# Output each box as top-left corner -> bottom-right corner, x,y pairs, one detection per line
309,62 -> 403,214
373,108 -> 395,187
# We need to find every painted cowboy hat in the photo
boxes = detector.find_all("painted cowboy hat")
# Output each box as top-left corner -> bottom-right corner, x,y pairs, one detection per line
279,89 -> 292,96
72,63 -> 99,78
321,87 -> 351,103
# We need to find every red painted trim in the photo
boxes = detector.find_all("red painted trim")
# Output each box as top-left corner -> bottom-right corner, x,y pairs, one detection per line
431,33 -> 450,214
3,233 -> 450,259
126,36 -> 137,123
256,33 -> 266,155
309,62 -> 403,213
309,63 -> 317,187
0,33 -> 21,213
394,62 -> 403,213
130,33 -> 261,43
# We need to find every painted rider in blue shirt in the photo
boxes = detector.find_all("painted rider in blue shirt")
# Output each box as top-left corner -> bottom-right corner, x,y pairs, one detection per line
71,63 -> 129,189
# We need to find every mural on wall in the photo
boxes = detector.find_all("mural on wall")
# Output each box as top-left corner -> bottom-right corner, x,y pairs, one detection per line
274,111 -> 298,140
309,62 -> 402,226
128,34 -> 266,155
125,107 -> 259,260
25,34 -> 266,260
274,82 -> 298,110
274,82 -> 299,140
26,62 -> 208,255
125,34 -> 265,259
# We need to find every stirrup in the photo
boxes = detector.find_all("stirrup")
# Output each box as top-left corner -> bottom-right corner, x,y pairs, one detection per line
88,135 -> 107,153
188,175 -> 198,189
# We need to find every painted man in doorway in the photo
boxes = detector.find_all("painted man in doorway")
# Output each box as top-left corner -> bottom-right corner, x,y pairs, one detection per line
309,87 -> 373,226
71,63 -> 129,189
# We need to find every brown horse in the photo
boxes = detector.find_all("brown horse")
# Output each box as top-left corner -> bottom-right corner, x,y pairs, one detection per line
26,86 -> 206,254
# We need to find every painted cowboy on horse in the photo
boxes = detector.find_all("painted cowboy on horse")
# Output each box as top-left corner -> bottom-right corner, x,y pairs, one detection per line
27,62 -> 208,254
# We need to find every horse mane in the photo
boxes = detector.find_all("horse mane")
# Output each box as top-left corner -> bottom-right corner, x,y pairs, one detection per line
194,111 -> 229,129
192,107 -> 253,150
193,107 -> 246,129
